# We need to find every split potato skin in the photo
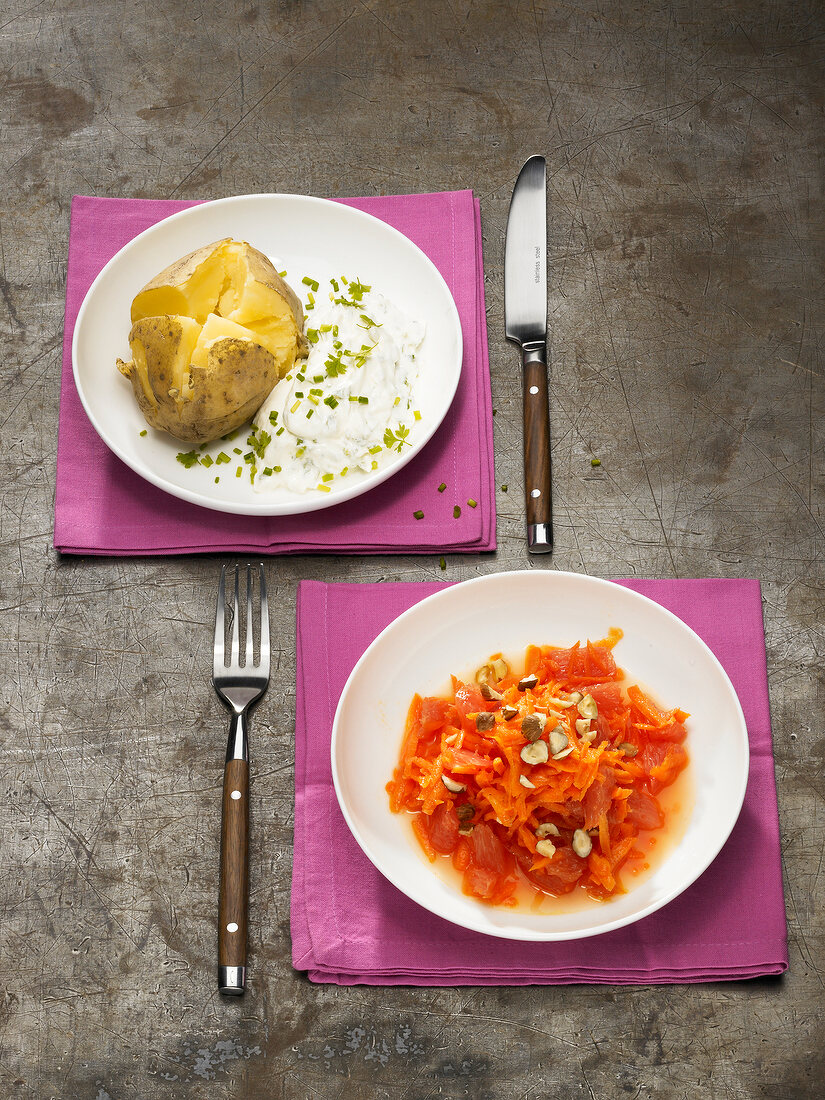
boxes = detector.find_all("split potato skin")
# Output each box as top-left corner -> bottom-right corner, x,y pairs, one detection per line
117,239 -> 307,444
120,318 -> 283,443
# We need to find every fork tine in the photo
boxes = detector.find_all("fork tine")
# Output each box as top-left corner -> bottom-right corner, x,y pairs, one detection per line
258,564 -> 269,675
214,564 -> 227,674
245,564 -> 254,668
230,564 -> 241,668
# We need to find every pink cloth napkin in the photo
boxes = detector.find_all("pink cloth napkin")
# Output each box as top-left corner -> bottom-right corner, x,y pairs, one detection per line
55,192 -> 495,555
292,578 -> 788,984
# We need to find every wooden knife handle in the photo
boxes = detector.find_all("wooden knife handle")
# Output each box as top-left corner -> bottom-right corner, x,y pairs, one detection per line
218,756 -> 249,994
522,343 -> 553,552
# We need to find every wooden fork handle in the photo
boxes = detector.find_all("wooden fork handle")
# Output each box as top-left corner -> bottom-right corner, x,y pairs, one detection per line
218,756 -> 249,994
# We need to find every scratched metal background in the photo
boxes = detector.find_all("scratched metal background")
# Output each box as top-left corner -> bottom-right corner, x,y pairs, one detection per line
1,0 -> 823,1097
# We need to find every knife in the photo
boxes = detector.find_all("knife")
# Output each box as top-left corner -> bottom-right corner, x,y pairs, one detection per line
505,154 -> 553,553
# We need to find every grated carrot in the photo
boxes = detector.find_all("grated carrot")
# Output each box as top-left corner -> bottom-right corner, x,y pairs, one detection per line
386,637 -> 690,906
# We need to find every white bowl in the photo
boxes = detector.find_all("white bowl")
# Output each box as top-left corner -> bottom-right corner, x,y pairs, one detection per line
331,571 -> 749,940
72,194 -> 462,516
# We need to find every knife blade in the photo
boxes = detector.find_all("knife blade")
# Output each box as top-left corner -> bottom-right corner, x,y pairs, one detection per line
504,154 -> 553,553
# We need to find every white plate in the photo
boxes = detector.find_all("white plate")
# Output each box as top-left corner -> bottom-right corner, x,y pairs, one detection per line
331,571 -> 749,941
72,194 -> 463,516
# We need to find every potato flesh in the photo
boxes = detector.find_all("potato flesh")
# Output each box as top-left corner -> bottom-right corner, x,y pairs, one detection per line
190,314 -> 258,370
130,242 -> 298,361
131,242 -> 235,325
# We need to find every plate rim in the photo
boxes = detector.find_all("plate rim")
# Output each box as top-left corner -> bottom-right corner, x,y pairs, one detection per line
71,192 -> 464,517
330,569 -> 751,941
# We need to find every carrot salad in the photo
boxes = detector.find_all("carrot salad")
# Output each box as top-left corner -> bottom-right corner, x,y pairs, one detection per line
386,632 -> 690,907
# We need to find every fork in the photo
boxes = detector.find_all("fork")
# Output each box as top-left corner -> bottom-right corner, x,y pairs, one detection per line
212,563 -> 270,996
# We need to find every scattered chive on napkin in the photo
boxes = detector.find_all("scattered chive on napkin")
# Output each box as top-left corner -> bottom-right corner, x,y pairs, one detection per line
292,578 -> 788,985
55,191 -> 495,555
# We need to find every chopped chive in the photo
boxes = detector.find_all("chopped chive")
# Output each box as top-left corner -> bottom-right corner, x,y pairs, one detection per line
302,276 -> 320,292
330,278 -> 339,292
290,400 -> 301,414
214,476 -> 220,483
324,395 -> 339,409
371,460 -> 378,470
278,269 -> 287,277
591,457 -> 601,466
341,275 -> 349,285
276,426 -> 284,436
340,466 -> 348,476
413,410 -> 422,421
313,375 -> 325,383
413,509 -> 424,520
274,465 -> 281,473
233,447 -> 242,455
349,278 -> 370,301
332,324 -> 339,337
368,445 -> 382,455
393,396 -> 400,406
310,388 -> 323,396
139,429 -> 147,437
235,467 -> 242,478
358,396 -> 369,405
322,472 -> 334,482
296,446 -> 306,457
263,467 -> 273,476
320,323 -> 332,333
453,505 -> 462,518
306,408 -> 314,419
269,411 -> 279,426
296,372 -> 306,381
437,482 -> 447,493
439,557 -> 446,571
316,483 -> 331,493
294,391 -> 304,398
200,454 -> 214,468
248,429 -> 271,459
216,451 -> 231,465
467,498 -> 478,508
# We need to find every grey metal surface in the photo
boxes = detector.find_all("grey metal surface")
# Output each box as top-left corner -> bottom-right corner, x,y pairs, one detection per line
505,154 -> 547,347
0,1 -> 823,1097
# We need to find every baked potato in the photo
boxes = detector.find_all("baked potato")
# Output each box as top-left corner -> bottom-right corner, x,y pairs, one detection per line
117,239 -> 307,443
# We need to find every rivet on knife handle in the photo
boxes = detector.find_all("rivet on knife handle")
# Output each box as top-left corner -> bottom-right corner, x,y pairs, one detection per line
522,344 -> 553,552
